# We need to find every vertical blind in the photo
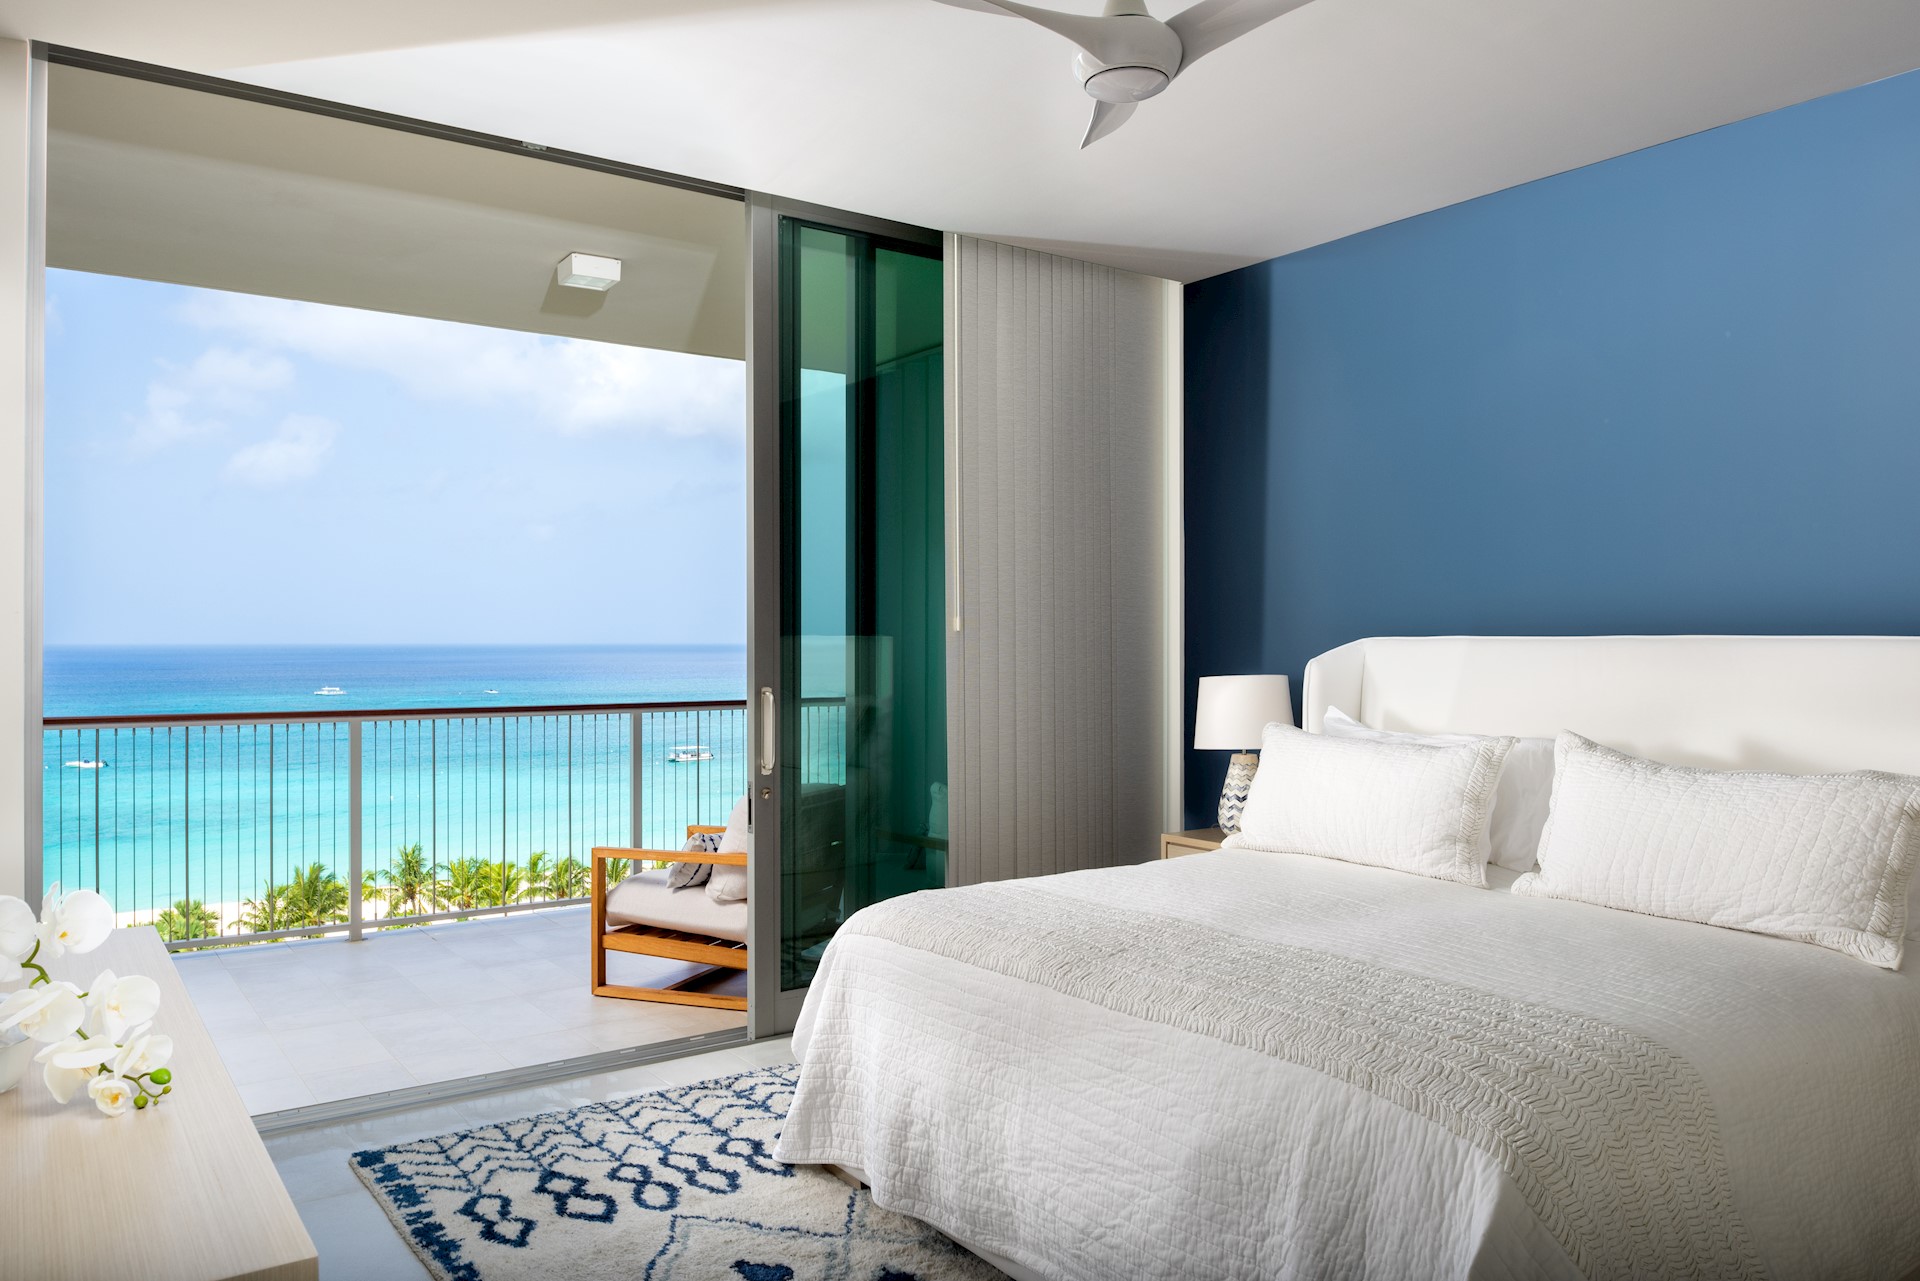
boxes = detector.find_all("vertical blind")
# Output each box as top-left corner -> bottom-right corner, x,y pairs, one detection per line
944,235 -> 1175,885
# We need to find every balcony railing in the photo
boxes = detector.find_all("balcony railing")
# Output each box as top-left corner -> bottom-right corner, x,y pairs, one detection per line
41,698 -> 847,949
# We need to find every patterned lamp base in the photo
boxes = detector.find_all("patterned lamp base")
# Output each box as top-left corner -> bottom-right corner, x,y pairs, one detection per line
1217,752 -> 1259,835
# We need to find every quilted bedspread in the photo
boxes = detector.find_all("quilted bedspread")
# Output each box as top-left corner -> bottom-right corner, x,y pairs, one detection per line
774,849 -> 1920,1280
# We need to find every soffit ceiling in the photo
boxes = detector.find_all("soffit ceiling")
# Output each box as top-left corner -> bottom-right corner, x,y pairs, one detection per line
47,65 -> 746,360
7,0 -> 1920,282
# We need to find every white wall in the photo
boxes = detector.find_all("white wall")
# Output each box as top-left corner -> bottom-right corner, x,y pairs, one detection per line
944,235 -> 1182,884
0,40 -> 41,904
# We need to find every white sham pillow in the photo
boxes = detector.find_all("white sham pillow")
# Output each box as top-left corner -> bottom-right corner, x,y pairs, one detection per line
1224,721 -> 1513,886
1322,707 -> 1555,872
1513,733 -> 1920,969
706,795 -> 751,904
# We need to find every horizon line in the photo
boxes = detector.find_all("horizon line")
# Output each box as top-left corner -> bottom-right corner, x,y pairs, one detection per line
44,640 -> 749,651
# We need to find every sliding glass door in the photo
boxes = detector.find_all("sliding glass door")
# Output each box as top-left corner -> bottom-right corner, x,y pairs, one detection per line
747,203 -> 944,1033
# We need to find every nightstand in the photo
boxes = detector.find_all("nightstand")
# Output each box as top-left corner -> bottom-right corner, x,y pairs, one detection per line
1160,827 -> 1226,859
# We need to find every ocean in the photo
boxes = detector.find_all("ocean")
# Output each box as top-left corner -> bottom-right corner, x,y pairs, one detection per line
43,643 -> 747,718
40,644 -> 776,927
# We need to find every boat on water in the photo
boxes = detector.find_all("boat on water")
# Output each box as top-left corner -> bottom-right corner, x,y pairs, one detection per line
484,689 -> 500,695
63,759 -> 108,770
315,686 -> 345,696
667,744 -> 714,763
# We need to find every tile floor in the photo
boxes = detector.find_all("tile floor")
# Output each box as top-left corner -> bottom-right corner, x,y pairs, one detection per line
266,1036 -> 798,1280
173,905 -> 747,1114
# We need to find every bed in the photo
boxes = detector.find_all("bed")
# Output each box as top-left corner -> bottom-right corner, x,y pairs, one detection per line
774,636 -> 1920,1280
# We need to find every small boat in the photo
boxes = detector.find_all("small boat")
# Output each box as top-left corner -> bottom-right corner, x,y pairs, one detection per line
484,689 -> 500,695
667,744 -> 714,763
64,759 -> 108,770
314,686 -> 345,696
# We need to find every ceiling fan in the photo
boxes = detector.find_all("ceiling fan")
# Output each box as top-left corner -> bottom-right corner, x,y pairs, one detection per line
933,0 -> 1319,147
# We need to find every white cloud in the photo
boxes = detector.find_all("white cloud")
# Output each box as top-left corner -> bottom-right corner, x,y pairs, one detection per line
186,346 -> 297,408
132,346 -> 295,452
179,292 -> 743,438
223,414 -> 337,487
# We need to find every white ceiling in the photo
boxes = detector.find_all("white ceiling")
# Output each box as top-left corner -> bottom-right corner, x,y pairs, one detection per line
5,0 -> 1920,281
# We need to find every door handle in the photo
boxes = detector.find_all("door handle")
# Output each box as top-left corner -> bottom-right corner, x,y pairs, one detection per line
758,686 -> 775,776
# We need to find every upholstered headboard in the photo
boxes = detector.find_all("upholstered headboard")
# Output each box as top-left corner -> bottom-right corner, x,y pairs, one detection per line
1300,636 -> 1920,775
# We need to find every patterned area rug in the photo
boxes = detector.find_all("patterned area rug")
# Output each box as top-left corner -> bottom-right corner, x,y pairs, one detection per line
352,1065 -> 1006,1281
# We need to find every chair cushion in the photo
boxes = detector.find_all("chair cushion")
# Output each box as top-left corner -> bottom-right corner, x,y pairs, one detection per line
605,866 -> 749,943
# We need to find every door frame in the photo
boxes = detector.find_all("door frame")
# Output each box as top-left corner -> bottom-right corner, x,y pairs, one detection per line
743,193 -> 940,1038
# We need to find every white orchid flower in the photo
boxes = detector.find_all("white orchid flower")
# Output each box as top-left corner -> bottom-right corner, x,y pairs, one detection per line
88,1072 -> 136,1117
0,981 -> 86,1044
0,895 -> 35,973
36,884 -> 114,960
85,971 -> 161,1043
35,1034 -> 117,1104
110,1022 -> 173,1079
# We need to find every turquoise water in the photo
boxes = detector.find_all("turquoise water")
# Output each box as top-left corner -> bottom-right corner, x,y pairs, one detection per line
39,645 -> 789,926
44,643 -> 747,717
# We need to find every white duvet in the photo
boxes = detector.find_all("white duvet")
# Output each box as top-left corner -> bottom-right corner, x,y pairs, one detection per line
775,849 -> 1920,1281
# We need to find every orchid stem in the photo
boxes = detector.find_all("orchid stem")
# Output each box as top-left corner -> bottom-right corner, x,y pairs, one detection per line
19,939 -> 50,986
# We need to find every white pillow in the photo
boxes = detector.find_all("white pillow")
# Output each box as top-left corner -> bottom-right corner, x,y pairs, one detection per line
1224,721 -> 1513,886
706,796 -> 751,904
1514,733 -> 1920,969
1322,707 -> 1555,872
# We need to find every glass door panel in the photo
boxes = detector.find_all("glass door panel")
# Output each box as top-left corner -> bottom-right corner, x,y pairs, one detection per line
778,222 -> 944,991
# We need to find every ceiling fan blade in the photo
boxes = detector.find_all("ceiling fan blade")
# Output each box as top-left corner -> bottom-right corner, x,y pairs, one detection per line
930,0 -> 1113,59
1080,98 -> 1137,148
1165,0 -> 1317,73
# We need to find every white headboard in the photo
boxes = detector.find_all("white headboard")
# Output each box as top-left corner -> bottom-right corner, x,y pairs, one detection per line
1301,636 -> 1920,776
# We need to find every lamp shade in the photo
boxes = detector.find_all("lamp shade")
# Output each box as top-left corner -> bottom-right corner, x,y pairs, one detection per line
1194,674 -> 1293,750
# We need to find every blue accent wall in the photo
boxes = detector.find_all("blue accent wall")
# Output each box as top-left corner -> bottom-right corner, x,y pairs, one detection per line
1182,69 -> 1920,828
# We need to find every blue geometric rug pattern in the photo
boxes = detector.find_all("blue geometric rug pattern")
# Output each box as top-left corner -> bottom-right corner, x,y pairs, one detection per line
352,1065 -> 1006,1281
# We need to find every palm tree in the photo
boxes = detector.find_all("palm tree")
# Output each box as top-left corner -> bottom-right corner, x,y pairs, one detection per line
539,856 -> 591,901
438,856 -> 493,912
233,883 -> 291,936
372,843 -> 438,918
280,862 -> 348,928
481,859 -> 527,908
155,898 -> 218,942
522,852 -> 554,904
601,857 -> 631,888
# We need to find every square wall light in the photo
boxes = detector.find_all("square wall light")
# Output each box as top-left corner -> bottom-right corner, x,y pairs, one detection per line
556,252 -> 622,291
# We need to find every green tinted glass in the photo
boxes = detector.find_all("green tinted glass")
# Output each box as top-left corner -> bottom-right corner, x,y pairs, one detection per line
778,224 -> 944,990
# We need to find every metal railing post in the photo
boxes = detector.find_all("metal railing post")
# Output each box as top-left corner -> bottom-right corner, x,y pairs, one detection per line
629,710 -> 643,847
348,718 -> 364,942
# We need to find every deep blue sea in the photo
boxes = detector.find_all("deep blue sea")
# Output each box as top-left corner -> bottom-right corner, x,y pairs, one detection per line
39,645 -> 781,925
43,643 -> 746,718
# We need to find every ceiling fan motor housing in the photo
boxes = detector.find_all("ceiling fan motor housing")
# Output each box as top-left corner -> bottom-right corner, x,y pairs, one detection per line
1072,19 -> 1182,101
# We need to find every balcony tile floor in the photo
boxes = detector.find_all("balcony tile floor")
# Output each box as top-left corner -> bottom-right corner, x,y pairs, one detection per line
265,1036 -> 797,1280
173,904 -> 747,1114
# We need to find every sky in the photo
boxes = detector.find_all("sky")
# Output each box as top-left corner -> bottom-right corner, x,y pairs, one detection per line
44,270 -> 747,647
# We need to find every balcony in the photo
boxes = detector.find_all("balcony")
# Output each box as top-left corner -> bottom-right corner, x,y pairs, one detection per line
40,698 -> 844,1113
168,905 -> 745,1113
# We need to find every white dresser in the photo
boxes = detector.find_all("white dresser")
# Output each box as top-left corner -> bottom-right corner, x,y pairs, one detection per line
0,926 -> 318,1280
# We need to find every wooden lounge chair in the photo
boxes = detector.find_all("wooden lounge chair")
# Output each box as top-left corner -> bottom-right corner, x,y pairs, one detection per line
590,824 -> 747,1010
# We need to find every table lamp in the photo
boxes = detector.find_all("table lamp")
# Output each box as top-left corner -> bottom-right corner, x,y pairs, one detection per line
1194,674 -> 1293,834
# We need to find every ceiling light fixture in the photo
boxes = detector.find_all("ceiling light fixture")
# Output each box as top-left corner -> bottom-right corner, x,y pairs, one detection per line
556,252 -> 622,291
